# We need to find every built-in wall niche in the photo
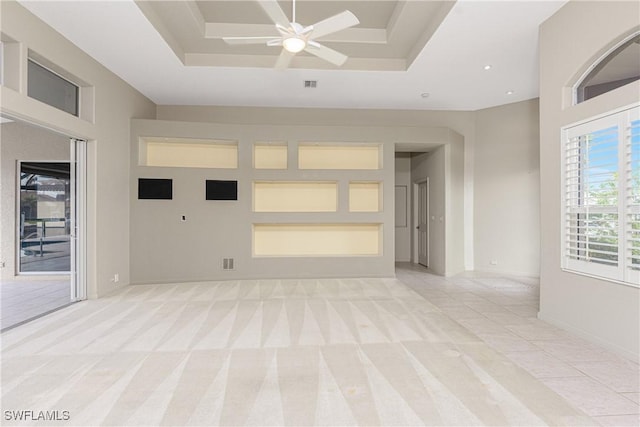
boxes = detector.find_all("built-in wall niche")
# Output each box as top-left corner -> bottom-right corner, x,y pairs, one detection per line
140,137 -> 238,168
349,181 -> 382,212
298,143 -> 381,170
253,223 -> 382,257
253,181 -> 337,212
254,143 -> 287,169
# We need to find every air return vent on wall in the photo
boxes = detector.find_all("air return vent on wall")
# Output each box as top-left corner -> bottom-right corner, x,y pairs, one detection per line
222,258 -> 235,270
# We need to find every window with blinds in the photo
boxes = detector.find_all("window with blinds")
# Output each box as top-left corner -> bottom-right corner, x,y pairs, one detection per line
627,114 -> 640,281
562,106 -> 639,286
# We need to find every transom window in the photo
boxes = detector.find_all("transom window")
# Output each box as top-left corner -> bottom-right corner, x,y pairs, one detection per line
562,105 -> 639,286
575,32 -> 640,104
27,59 -> 79,116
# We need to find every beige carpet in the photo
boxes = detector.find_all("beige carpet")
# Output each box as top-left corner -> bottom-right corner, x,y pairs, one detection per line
1,273 -> 599,426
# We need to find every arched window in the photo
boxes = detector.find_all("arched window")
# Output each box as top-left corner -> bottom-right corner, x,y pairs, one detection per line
575,32 -> 640,104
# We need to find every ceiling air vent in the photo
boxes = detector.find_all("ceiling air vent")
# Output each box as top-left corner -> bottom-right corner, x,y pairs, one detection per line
304,80 -> 317,88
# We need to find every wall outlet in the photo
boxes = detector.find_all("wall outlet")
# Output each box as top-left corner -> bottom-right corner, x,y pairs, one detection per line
0,261 -> 5,268
490,260 -> 498,265
181,215 -> 187,222
112,273 -> 120,283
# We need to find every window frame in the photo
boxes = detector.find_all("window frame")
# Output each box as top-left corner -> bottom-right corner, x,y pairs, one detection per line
561,104 -> 640,288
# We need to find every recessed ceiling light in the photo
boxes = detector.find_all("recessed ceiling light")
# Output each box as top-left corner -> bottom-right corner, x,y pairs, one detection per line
506,90 -> 514,95
483,65 -> 492,70
421,92 -> 430,98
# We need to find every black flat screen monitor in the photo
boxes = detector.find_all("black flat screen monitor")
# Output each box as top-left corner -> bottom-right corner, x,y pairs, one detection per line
206,180 -> 237,200
138,178 -> 172,200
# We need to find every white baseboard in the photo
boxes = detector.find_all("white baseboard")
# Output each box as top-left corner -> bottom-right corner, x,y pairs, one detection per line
474,267 -> 539,279
538,311 -> 639,362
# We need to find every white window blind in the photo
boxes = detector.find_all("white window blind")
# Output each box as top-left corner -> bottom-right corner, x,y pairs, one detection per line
563,105 -> 640,287
626,110 -> 640,283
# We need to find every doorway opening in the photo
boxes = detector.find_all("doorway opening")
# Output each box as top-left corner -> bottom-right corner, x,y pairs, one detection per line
394,146 -> 435,270
0,117 -> 86,330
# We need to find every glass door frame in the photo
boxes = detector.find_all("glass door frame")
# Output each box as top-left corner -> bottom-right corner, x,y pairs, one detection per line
14,138 -> 86,302
70,138 -> 86,301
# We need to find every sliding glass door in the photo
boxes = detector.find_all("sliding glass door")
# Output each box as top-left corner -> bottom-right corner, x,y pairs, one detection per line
18,162 -> 72,273
1,117 -> 86,330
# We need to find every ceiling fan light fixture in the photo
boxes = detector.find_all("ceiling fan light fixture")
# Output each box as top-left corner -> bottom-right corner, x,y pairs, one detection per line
283,36 -> 306,53
223,1 -> 359,67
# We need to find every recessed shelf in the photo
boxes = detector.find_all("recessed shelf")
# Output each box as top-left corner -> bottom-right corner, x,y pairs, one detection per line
140,137 -> 238,168
349,181 -> 382,212
254,143 -> 287,169
253,223 -> 382,256
298,143 -> 381,170
253,181 -> 337,212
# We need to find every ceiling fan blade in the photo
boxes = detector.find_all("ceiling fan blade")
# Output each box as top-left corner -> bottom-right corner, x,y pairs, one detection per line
257,0 -> 290,26
223,36 -> 279,45
275,49 -> 294,69
276,23 -> 293,36
310,10 -> 359,39
304,43 -> 348,66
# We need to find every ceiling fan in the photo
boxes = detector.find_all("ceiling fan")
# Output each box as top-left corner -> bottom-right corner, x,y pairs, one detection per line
222,0 -> 359,68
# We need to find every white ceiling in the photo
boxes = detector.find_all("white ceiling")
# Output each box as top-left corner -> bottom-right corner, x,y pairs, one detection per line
18,0 -> 568,111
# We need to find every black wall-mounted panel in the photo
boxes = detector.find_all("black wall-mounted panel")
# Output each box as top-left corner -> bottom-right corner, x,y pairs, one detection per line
206,180 -> 237,200
138,178 -> 172,200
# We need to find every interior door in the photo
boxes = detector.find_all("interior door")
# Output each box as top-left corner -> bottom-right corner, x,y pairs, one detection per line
418,180 -> 429,267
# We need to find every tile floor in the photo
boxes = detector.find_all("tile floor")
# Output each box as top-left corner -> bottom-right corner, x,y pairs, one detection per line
1,279 -> 71,331
0,264 -> 638,426
398,263 -> 640,426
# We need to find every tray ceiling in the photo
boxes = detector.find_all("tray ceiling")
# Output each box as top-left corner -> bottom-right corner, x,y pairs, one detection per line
136,0 -> 454,70
17,0 -> 569,110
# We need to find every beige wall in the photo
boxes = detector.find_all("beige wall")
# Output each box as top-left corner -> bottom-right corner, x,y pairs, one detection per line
0,120 -> 70,280
149,104 -> 530,281
0,1 -> 156,297
157,105 -> 478,271
446,132 -> 465,276
156,104 -> 535,277
130,119 -> 459,283
474,99 -> 540,276
539,0 -> 640,359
